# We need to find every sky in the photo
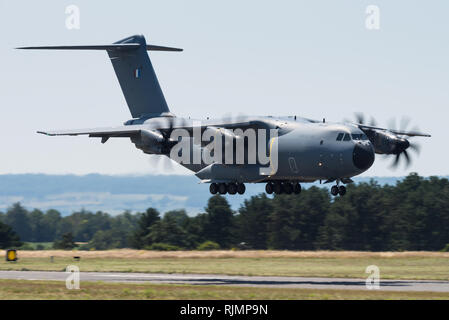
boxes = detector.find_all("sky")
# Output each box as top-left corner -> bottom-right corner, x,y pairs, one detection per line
0,0 -> 447,177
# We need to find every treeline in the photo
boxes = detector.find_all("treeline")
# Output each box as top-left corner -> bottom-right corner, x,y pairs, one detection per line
0,173 -> 448,251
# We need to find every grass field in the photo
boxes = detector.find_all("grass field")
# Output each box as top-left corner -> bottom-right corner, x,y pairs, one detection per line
0,279 -> 448,300
0,250 -> 448,280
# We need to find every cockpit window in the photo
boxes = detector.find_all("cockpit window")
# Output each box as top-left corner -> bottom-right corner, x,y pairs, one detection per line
343,133 -> 351,141
351,134 -> 368,141
336,133 -> 344,141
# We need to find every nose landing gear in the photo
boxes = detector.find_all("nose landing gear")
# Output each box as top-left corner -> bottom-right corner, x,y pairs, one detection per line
331,184 -> 346,197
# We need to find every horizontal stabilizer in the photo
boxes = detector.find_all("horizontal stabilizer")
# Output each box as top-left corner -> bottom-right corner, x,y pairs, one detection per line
17,44 -> 182,52
19,34 -> 181,118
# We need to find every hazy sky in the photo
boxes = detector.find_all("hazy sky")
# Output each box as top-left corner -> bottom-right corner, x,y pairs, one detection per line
0,1 -> 447,176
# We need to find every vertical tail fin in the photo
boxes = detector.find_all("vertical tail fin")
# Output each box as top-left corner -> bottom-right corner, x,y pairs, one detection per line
17,34 -> 183,119
108,35 -> 172,118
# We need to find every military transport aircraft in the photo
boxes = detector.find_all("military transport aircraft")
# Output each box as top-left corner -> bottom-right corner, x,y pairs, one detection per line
18,35 -> 431,196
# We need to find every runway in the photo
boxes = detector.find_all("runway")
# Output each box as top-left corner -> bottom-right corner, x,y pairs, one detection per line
0,270 -> 448,292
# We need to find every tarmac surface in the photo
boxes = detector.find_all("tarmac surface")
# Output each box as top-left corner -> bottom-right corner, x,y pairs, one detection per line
0,270 -> 448,292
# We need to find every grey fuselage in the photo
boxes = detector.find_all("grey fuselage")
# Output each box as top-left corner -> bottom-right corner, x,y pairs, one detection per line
130,115 -> 376,184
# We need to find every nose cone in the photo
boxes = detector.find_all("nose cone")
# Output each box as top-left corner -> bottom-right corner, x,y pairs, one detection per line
353,143 -> 375,171
396,139 -> 410,153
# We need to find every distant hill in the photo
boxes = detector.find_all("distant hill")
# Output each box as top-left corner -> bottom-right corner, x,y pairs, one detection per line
0,174 -> 444,215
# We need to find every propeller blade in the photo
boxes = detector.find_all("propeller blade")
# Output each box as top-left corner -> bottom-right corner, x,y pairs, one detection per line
403,150 -> 411,167
400,116 -> 411,132
148,154 -> 176,172
391,153 -> 401,168
355,112 -> 365,124
388,118 -> 397,132
409,142 -> 421,155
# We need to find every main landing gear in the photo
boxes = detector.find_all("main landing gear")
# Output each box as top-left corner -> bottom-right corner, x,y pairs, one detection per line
331,185 -> 346,197
210,183 -> 246,195
265,182 -> 301,195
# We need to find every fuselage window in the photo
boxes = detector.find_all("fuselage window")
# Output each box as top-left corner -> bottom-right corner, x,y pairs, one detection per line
336,133 -> 344,141
343,133 -> 351,141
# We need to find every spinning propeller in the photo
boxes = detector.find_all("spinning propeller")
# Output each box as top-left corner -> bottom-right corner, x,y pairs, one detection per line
386,116 -> 421,169
147,116 -> 187,172
348,113 -> 430,169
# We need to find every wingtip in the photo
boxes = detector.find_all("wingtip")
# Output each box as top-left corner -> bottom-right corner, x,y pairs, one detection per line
37,131 -> 51,136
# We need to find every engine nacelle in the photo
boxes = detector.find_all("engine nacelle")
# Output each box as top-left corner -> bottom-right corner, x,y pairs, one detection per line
365,130 -> 409,155
131,130 -> 165,154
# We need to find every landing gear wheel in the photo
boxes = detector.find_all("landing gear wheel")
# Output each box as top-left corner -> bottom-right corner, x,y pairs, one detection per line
209,183 -> 218,195
283,183 -> 293,195
273,183 -> 283,195
293,183 -> 302,195
331,185 -> 339,196
338,185 -> 346,196
265,182 -> 274,194
228,183 -> 237,195
237,183 -> 246,195
218,183 -> 227,195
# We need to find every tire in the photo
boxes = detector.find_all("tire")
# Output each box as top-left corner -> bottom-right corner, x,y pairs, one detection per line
339,185 -> 346,196
273,183 -> 283,195
294,183 -> 302,195
265,183 -> 274,194
283,183 -> 293,194
228,183 -> 237,195
218,183 -> 227,195
331,185 -> 339,196
209,183 -> 218,195
237,183 -> 246,195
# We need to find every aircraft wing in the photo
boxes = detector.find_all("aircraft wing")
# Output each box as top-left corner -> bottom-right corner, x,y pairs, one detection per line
38,125 -> 145,139
37,119 -> 263,138
38,118 -> 278,147
356,124 -> 431,137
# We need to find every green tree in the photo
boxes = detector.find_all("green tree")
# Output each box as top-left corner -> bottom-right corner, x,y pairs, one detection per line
40,209 -> 62,242
4,203 -> 32,241
88,230 -> 122,250
202,195 -> 235,248
267,194 -> 297,250
236,194 -> 272,249
164,210 -> 189,225
53,232 -> 77,250
28,209 -> 45,242
146,215 -> 192,248
129,208 -> 160,249
0,221 -> 22,249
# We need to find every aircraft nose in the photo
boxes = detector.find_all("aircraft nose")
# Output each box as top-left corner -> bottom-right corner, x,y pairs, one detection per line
353,143 -> 375,171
